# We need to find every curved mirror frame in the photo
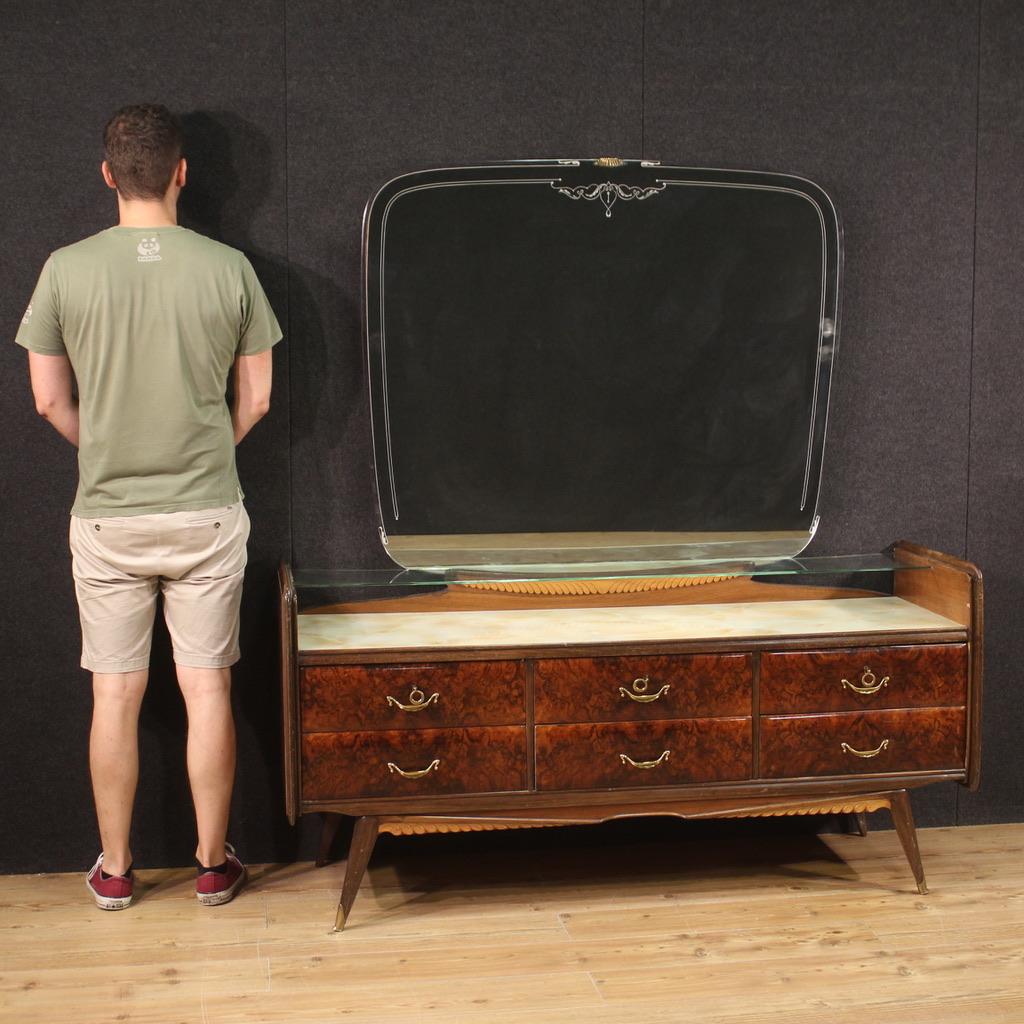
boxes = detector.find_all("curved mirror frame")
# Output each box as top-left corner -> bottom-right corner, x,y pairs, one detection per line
363,160 -> 842,572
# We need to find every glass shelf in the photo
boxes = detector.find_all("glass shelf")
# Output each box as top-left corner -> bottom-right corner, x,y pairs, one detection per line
292,552 -> 925,592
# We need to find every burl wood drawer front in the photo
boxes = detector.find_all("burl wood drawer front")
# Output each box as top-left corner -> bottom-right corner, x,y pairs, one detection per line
534,655 -> 751,724
535,718 -> 751,791
760,645 -> 967,714
300,661 -> 526,732
302,726 -> 527,800
759,707 -> 966,778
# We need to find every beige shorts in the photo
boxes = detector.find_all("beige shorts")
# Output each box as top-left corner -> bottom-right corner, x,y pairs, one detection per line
69,503 -> 250,673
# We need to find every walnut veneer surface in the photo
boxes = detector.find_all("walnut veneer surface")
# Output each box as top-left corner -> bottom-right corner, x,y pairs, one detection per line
759,707 -> 967,778
535,718 -> 752,790
302,726 -> 528,799
302,661 -> 527,731
535,654 -> 752,722
760,645 -> 968,713
280,543 -> 983,930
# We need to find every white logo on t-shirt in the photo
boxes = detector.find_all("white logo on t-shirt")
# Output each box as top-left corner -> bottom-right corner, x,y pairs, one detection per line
22,302 -> 33,324
137,237 -> 162,263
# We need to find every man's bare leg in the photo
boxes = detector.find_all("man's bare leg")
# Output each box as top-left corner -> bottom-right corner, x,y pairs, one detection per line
90,670 -> 148,876
176,665 -> 235,866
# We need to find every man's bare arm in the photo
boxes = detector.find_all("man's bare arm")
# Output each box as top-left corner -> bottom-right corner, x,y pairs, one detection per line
28,351 -> 79,447
232,349 -> 273,444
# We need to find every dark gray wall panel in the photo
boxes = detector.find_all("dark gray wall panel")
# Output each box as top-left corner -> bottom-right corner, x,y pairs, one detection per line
285,0 -> 644,570
961,0 -> 1024,825
644,0 -> 979,827
0,1 -> 292,872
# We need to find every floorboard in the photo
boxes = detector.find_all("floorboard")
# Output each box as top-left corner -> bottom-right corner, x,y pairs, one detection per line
1,824 -> 1021,1023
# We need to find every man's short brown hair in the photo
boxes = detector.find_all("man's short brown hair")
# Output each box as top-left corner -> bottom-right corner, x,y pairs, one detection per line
103,104 -> 183,200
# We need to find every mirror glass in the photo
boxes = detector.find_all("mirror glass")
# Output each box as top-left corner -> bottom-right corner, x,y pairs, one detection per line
364,160 -> 842,571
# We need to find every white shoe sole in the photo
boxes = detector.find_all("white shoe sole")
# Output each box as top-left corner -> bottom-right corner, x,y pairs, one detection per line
85,875 -> 132,910
197,866 -> 247,906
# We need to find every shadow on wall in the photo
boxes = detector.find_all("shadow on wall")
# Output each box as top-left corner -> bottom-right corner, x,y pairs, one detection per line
178,109 -> 295,361
179,108 -> 376,562
179,109 -> 364,452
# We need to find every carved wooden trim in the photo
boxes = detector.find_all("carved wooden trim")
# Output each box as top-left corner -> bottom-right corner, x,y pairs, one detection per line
380,821 -> 565,836
463,575 -> 731,595
369,793 -> 897,831
713,798 -> 890,818
378,802 -> 892,834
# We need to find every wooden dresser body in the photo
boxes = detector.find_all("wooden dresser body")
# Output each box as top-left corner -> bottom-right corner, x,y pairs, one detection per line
280,542 -> 983,930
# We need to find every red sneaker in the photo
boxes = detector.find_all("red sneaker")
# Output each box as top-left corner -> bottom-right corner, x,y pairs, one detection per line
85,853 -> 133,910
196,843 -> 247,906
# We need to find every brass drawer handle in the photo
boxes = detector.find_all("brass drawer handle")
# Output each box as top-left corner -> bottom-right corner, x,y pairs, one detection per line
387,758 -> 441,779
619,750 -> 671,769
385,686 -> 440,712
841,739 -> 890,758
619,676 -> 671,703
842,667 -> 890,696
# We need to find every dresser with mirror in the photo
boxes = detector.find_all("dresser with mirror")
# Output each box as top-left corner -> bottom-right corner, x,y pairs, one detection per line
279,158 -> 982,930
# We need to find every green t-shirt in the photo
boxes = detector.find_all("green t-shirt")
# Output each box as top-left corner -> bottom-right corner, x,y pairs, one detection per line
15,226 -> 282,517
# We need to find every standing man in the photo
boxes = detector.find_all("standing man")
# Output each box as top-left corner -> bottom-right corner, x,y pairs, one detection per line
15,104 -> 282,910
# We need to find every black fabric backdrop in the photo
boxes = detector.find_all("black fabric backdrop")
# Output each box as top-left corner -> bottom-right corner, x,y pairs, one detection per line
0,0 -> 1019,873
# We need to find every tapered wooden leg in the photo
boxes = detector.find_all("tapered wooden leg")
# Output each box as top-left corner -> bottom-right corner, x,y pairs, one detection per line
852,812 -> 869,837
316,812 -> 343,868
334,816 -> 380,932
889,790 -> 928,895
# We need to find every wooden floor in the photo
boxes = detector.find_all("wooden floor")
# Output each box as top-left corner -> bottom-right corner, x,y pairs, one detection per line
1,822 -> 1023,1023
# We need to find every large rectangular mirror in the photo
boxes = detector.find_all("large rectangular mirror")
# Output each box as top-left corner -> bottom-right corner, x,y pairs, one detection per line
364,159 -> 842,572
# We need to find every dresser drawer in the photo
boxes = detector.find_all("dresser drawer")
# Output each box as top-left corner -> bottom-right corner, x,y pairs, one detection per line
535,718 -> 751,791
300,661 -> 526,732
760,645 -> 967,714
759,707 -> 966,778
301,726 -> 527,799
535,654 -> 751,724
